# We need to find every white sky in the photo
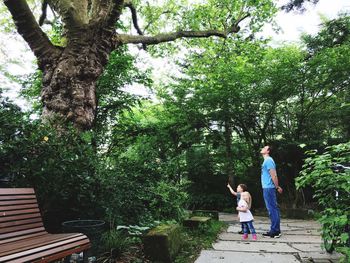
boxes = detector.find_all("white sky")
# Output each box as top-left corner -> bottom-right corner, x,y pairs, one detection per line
1,0 -> 349,105
262,0 -> 350,44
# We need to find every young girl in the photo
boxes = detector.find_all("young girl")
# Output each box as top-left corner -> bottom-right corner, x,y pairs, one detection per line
227,183 -> 251,234
237,191 -> 257,240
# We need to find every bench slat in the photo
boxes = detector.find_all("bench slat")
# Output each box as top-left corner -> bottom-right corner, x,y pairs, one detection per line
0,212 -> 42,223
0,207 -> 41,216
0,227 -> 46,240
0,222 -> 44,234
0,232 -> 47,245
0,233 -> 85,257
0,236 -> 90,262
0,189 -> 34,195
21,243 -> 91,263
0,195 -> 36,201
0,199 -> 37,206
0,217 -> 43,228
0,203 -> 39,211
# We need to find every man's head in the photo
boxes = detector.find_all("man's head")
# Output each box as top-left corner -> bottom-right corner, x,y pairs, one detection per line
260,145 -> 271,156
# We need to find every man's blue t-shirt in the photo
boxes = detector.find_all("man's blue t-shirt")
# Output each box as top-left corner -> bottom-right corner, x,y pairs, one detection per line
261,156 -> 276,188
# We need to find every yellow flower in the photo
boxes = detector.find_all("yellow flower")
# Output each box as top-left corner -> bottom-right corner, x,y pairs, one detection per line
43,136 -> 49,142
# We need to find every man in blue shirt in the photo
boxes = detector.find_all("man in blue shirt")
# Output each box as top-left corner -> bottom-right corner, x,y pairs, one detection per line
260,145 -> 283,238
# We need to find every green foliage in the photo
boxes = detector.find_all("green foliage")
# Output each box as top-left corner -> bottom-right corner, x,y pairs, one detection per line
149,181 -> 189,221
175,221 -> 227,263
1,120 -> 103,229
302,14 -> 350,55
296,142 -> 350,257
98,134 -> 189,225
186,145 -> 232,210
99,229 -> 135,261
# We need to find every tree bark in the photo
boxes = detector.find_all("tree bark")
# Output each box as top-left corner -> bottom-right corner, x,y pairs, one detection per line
40,25 -> 117,130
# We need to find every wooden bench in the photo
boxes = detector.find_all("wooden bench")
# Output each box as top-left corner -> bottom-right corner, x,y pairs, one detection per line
0,188 -> 91,263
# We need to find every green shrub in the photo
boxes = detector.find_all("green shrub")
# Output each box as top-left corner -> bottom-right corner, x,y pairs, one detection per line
296,142 -> 350,259
99,229 -> 134,261
175,220 -> 227,263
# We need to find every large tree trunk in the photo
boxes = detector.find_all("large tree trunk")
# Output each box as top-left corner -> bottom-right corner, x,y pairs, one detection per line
40,24 -> 117,130
41,41 -> 104,130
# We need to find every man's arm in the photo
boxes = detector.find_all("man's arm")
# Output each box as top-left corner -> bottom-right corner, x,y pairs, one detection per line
269,169 -> 283,194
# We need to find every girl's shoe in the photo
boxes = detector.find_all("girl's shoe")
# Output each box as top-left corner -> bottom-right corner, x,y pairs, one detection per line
242,234 -> 248,240
252,234 -> 257,241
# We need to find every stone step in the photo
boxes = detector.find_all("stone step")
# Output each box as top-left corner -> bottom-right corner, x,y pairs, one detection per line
183,216 -> 211,228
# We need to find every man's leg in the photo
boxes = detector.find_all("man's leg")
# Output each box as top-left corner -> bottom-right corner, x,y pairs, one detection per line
263,188 -> 281,234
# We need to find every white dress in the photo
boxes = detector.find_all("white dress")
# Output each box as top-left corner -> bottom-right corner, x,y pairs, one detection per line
238,199 -> 254,222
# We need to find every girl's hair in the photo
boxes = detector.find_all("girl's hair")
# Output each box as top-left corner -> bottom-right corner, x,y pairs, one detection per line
238,184 -> 248,192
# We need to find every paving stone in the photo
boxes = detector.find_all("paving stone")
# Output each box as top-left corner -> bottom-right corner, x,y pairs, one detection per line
284,229 -> 320,236
298,252 -> 343,261
213,240 -> 299,253
284,221 -> 321,229
195,250 -> 300,263
219,232 -> 322,243
301,259 -> 332,263
227,223 -> 301,233
195,213 -> 343,263
291,242 -> 326,252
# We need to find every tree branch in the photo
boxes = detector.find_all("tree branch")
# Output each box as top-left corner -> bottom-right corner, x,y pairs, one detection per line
116,11 -> 249,46
4,0 -> 61,66
48,0 -> 89,27
117,28 -> 238,45
124,1 -> 143,36
123,0 -> 148,50
39,0 -> 48,26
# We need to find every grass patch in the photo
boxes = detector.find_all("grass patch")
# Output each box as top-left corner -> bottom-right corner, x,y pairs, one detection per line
174,220 -> 228,263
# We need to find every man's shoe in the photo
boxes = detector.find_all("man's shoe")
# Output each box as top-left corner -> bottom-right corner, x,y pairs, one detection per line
262,232 -> 271,237
238,230 -> 244,234
270,232 -> 282,238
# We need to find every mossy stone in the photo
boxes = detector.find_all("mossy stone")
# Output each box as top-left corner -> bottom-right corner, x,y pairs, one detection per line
143,224 -> 182,263
192,210 -> 219,220
183,216 -> 211,228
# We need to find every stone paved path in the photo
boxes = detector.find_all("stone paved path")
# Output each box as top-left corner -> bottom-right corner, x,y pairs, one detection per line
195,213 -> 342,263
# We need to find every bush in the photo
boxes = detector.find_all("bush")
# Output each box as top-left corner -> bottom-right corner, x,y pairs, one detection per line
2,122 -> 103,231
296,141 -> 350,259
99,229 -> 135,261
